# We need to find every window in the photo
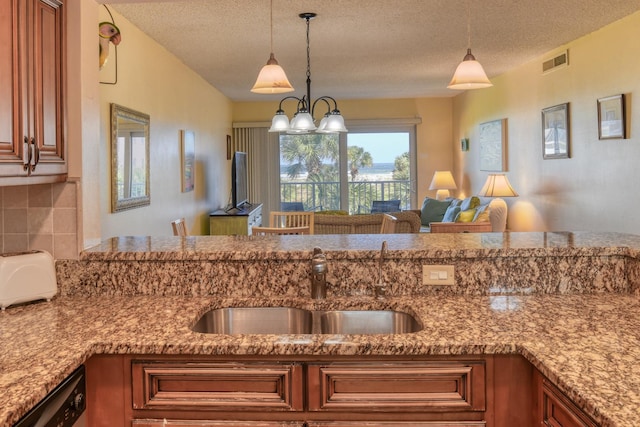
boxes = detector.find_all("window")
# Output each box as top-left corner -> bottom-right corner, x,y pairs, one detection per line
278,124 -> 416,213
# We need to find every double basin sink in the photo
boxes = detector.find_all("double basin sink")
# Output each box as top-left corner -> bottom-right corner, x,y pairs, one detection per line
192,307 -> 422,335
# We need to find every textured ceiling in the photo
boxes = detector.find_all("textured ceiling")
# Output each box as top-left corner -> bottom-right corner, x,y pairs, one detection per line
103,0 -> 640,102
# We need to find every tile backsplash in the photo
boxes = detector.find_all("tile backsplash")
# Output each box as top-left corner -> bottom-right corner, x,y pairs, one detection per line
1,182 -> 79,259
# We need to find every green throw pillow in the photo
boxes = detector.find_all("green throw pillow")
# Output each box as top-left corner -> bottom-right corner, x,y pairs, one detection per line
455,208 -> 477,223
420,197 -> 452,226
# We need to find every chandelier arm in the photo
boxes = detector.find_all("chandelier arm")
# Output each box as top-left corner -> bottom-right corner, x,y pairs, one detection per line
311,96 -> 334,117
277,96 -> 303,109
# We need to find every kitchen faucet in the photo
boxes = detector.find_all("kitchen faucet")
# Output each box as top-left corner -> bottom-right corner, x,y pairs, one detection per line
311,247 -> 327,299
374,240 -> 388,298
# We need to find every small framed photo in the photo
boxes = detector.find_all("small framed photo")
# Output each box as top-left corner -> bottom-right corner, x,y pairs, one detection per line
597,94 -> 626,140
542,103 -> 570,159
461,138 -> 469,152
181,130 -> 195,192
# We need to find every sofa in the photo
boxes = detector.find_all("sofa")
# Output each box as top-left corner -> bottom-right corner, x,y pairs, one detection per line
314,211 -> 421,234
411,196 -> 508,232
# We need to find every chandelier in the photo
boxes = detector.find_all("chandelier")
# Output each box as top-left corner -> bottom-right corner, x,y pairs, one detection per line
264,13 -> 347,134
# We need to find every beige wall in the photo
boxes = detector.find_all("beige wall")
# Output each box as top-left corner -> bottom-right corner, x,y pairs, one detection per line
452,11 -> 640,233
96,7 -> 233,240
233,97 -> 453,203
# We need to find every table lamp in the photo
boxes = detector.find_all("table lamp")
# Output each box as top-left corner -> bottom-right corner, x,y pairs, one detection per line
429,171 -> 457,201
478,173 -> 518,198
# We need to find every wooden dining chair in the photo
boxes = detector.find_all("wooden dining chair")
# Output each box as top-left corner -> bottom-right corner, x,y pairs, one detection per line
269,211 -> 315,234
171,218 -> 188,236
380,213 -> 398,234
251,226 -> 311,236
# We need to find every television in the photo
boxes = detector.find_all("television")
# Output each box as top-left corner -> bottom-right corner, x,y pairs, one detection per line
231,151 -> 249,209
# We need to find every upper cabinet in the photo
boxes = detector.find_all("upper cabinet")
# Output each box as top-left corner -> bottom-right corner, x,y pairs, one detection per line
0,0 -> 66,185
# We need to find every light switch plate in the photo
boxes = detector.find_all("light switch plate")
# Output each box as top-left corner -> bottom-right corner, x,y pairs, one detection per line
422,265 -> 455,286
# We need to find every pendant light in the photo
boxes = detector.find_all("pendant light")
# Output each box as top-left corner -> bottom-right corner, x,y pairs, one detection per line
266,13 -> 347,134
447,1 -> 492,90
251,0 -> 294,94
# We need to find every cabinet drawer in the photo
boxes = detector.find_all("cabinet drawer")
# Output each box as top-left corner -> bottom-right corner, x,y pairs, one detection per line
307,361 -> 485,412
542,379 -> 598,427
308,423 -> 485,427
132,421 -> 304,427
132,361 -> 304,412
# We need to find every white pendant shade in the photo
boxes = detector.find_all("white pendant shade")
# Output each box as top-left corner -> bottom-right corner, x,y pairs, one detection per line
448,49 -> 492,90
316,113 -> 348,134
289,111 -> 316,132
251,53 -> 294,94
268,112 -> 291,132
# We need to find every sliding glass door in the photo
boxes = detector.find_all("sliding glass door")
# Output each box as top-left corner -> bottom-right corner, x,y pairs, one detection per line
278,125 -> 416,213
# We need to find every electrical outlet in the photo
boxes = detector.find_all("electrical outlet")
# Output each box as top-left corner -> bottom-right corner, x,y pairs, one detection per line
422,265 -> 455,286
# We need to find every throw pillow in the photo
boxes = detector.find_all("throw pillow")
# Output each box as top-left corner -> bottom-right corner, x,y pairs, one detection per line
455,208 -> 477,223
460,196 -> 480,211
473,204 -> 491,222
442,205 -> 461,223
420,197 -> 452,226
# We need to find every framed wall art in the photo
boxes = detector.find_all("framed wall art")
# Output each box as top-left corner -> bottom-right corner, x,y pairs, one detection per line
181,130 -> 195,192
597,94 -> 626,140
461,138 -> 469,152
479,118 -> 507,171
542,103 -> 570,159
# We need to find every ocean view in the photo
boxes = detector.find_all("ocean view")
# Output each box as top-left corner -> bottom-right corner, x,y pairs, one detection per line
281,162 -> 396,181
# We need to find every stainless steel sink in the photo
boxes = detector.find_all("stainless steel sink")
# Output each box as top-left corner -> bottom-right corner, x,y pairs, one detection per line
319,310 -> 422,334
192,307 -> 421,335
192,307 -> 313,334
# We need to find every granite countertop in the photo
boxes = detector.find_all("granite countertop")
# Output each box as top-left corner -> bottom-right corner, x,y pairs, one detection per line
1,293 -> 640,427
81,231 -> 640,260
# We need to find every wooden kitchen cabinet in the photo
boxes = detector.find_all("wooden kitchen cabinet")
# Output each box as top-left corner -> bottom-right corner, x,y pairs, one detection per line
307,361 -> 486,413
87,354 -> 579,427
0,0 -> 66,185
132,421 -> 304,426
533,370 -> 598,427
131,360 -> 304,412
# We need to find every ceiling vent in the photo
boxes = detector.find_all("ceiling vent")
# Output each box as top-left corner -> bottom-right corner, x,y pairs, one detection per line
542,50 -> 569,74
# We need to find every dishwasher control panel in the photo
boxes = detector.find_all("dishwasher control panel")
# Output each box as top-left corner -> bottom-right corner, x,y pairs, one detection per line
13,365 -> 86,427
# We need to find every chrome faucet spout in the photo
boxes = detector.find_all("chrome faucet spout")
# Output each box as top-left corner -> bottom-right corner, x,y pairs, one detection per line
311,247 -> 327,299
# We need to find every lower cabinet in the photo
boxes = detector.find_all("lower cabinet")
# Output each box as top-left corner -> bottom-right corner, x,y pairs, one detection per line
86,354 -> 599,427
533,370 -> 599,427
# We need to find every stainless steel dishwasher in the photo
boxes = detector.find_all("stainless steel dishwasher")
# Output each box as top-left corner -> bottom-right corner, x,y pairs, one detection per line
13,365 -> 86,427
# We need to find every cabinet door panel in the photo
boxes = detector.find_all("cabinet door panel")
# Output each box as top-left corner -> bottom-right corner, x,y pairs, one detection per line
308,361 -> 486,412
0,0 -> 26,168
542,380 -> 598,427
307,423 -> 485,427
32,0 -> 65,169
132,421 -> 304,427
132,360 -> 304,412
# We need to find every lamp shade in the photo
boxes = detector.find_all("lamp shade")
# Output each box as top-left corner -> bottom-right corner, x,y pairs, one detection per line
268,111 -> 291,132
478,174 -> 518,197
447,49 -> 493,90
289,111 -> 316,132
429,171 -> 457,190
251,53 -> 295,94
429,171 -> 457,201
